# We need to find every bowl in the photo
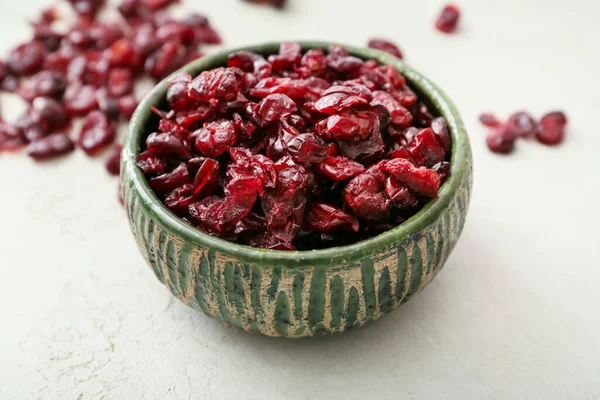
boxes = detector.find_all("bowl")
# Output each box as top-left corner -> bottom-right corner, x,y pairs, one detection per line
120,41 -> 473,338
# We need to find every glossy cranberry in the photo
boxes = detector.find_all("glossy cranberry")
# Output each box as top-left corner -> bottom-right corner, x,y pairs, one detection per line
19,71 -> 67,103
537,111 -> 567,145
382,158 -> 441,198
78,111 -> 116,155
506,111 -> 538,138
189,67 -> 243,101
67,0 -> 106,17
108,68 -> 134,97
258,94 -> 297,122
371,90 -> 412,128
435,4 -> 461,34
313,93 -> 368,115
316,157 -> 365,181
344,173 -> 390,222
285,133 -> 329,163
118,96 -> 138,119
306,202 -> 359,232
193,120 -> 239,157
149,163 -> 191,196
105,144 -> 122,175
430,116 -> 451,153
432,161 -> 451,181
479,113 -> 502,128
300,49 -> 327,76
0,122 -> 26,151
228,51 -> 272,78
408,128 -> 446,167
326,45 -> 363,73
367,39 -> 403,59
268,42 -> 301,71
136,151 -> 167,175
7,41 -> 47,76
96,88 -> 120,121
486,128 -> 515,154
32,97 -> 70,130
15,111 -> 52,142
147,131 -> 190,158
325,109 -> 379,142
64,85 -> 98,117
27,133 -> 75,160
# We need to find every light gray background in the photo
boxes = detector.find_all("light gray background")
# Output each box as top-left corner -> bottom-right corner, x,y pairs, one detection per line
1,0 -> 599,399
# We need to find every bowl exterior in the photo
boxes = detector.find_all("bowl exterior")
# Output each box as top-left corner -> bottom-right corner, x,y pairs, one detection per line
121,164 -> 471,339
121,42 -> 473,338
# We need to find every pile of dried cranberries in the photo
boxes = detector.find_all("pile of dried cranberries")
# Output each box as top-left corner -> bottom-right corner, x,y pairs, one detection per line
0,0 -> 221,168
138,43 -> 452,250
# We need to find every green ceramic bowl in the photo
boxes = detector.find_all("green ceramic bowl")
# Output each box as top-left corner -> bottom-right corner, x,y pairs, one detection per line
121,41 -> 473,338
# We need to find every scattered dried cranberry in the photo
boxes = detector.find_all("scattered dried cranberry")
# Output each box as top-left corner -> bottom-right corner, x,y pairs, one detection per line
105,145 -> 123,175
78,111 -> 116,155
480,110 -> 568,153
367,39 -> 403,59
537,111 -> 567,145
435,4 -> 461,34
26,133 -> 75,160
138,44 -> 451,250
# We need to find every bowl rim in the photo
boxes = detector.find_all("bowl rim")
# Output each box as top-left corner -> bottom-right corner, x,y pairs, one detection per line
122,41 -> 470,267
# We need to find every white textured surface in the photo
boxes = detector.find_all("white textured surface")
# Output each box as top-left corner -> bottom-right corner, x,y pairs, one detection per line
1,0 -> 600,399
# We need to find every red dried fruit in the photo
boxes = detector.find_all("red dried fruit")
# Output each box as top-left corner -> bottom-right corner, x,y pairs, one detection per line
313,92 -> 368,115
316,157 -> 365,181
188,67 -> 242,101
537,111 -> 567,145
228,51 -> 272,78
149,162 -> 190,196
268,42 -> 301,71
285,133 -> 329,163
486,129 -> 515,154
371,90 -> 412,128
19,71 -> 67,102
326,45 -> 363,73
408,128 -> 446,167
95,88 -> 120,121
382,158 -> 441,198
78,111 -> 116,155
300,49 -> 327,76
258,93 -> 297,122
147,131 -> 190,158
506,111 -> 538,138
0,122 -> 26,151
306,202 -> 359,232
479,113 -> 502,128
26,133 -> 74,160
193,120 -> 239,157
105,144 -> 122,175
7,41 -> 47,76
325,109 -> 379,142
435,4 -> 461,34
32,97 -> 70,131
108,68 -> 134,97
430,117 -> 451,154
64,85 -> 98,117
344,173 -> 390,222
136,151 -> 167,175
367,39 -> 403,59
119,96 -> 138,119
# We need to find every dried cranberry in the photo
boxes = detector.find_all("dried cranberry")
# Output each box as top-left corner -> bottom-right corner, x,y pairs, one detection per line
306,202 -> 359,232
108,68 -> 134,97
537,111 -> 567,145
149,162 -> 190,196
147,131 -> 190,158
118,96 -> 138,119
435,4 -> 461,34
188,67 -> 242,101
26,133 -> 74,160
317,157 -> 365,181
7,41 -> 47,76
0,122 -> 26,151
344,173 -> 390,222
479,113 -> 502,128
371,91 -> 412,128
136,151 -> 167,175
506,111 -> 538,138
64,85 -> 98,117
78,111 -> 116,155
193,120 -> 239,157
367,39 -> 403,59
486,129 -> 515,154
430,116 -> 451,154
19,71 -> 67,102
408,128 -> 446,167
257,94 -> 297,122
313,92 -> 368,115
96,88 -> 120,121
32,97 -> 70,131
382,158 -> 441,198
285,133 -> 329,163
105,144 -> 122,175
